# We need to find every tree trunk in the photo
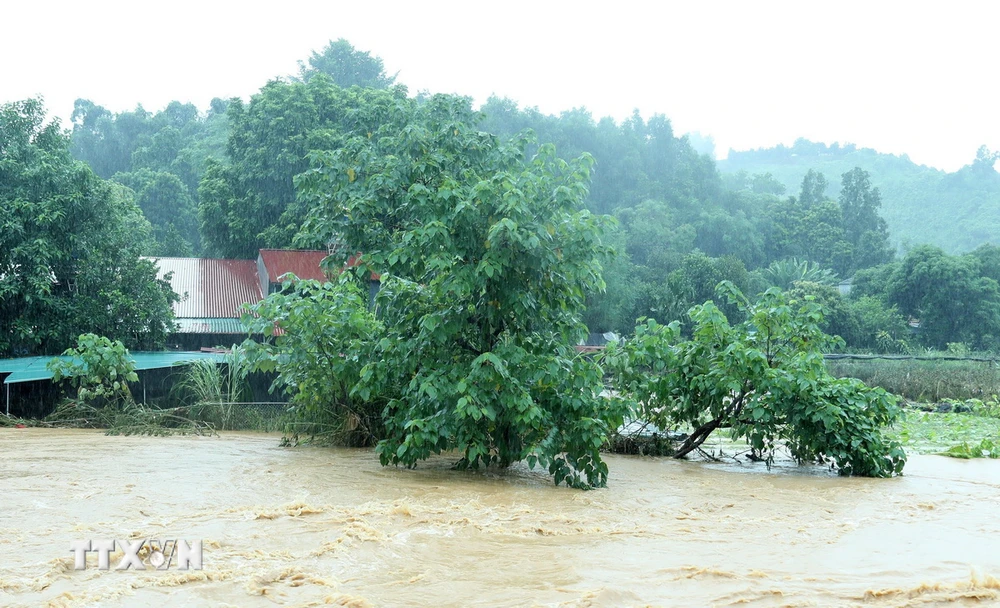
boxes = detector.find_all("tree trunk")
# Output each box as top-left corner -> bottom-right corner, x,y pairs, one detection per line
673,416 -> 724,459
673,392 -> 746,459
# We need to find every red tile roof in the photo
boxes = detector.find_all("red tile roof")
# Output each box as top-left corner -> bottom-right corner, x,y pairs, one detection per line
151,258 -> 263,318
258,249 -> 329,284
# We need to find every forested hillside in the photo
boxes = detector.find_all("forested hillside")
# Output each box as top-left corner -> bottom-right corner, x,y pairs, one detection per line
720,139 -> 1000,253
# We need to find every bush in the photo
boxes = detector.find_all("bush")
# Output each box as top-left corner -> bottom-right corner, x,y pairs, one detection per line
48,334 -> 138,406
604,283 -> 907,477
243,277 -> 385,446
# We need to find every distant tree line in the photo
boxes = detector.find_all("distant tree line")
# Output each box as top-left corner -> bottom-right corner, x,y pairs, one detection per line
722,138 -> 1000,254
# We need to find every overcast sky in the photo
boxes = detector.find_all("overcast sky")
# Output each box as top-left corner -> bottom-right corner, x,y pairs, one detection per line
3,0 -> 997,172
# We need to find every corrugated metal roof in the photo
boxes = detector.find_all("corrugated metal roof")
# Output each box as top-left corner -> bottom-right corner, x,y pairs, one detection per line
149,258 -> 263,318
1,352 -> 226,384
258,249 -> 329,284
174,318 -> 248,334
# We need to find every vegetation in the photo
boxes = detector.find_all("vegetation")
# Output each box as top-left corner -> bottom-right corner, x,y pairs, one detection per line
243,277 -> 384,445
721,139 -> 1000,254
69,98 -> 229,255
44,399 -> 216,436
605,284 -> 907,477
827,357 -> 1000,402
294,96 -> 623,489
48,334 -> 139,405
44,333 -> 214,435
890,407 -> 1000,460
172,345 -> 254,430
10,39 -> 1000,485
1,99 -> 177,358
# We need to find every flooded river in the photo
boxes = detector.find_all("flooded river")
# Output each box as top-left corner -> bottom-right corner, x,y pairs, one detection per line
2,429 -> 999,607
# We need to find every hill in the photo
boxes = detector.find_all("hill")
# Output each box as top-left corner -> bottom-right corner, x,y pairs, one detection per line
718,139 -> 1000,253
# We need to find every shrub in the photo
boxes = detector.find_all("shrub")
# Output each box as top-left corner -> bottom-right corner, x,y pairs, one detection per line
604,283 -> 907,477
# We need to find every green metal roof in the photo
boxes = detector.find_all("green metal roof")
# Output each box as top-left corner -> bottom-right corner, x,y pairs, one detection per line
174,318 -> 248,334
0,351 -> 226,385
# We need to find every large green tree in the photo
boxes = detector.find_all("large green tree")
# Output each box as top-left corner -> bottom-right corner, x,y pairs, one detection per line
296,38 -> 397,88
296,95 -> 623,489
839,167 -> 893,272
885,245 -> 1000,350
70,98 -> 229,255
114,169 -> 199,255
0,99 -> 176,357
198,76 -> 410,258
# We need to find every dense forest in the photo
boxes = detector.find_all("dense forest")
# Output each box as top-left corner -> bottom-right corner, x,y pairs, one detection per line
720,139 -> 1000,253
5,39 -> 1000,359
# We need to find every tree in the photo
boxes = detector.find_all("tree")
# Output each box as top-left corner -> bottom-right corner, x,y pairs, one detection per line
296,39 -> 397,88
198,77 -> 411,257
243,277 -> 385,446
604,283 -> 907,477
719,138 -> 1000,255
69,98 -> 229,256
0,99 -> 176,357
751,172 -> 786,196
839,167 -> 893,272
114,169 -> 199,255
885,245 -> 1000,350
797,169 -> 829,207
296,95 -> 623,489
763,196 -> 851,272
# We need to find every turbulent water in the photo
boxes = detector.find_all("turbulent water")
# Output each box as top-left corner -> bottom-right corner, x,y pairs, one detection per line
2,429 -> 999,607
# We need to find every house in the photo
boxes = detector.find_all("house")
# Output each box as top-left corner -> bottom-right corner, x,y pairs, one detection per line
148,248 -> 383,350
151,257 -> 266,350
149,250 -> 332,350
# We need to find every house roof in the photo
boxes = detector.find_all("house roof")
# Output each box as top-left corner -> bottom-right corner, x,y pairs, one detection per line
258,249 -> 329,283
150,258 -> 263,318
174,318 -> 249,334
0,351 -> 225,385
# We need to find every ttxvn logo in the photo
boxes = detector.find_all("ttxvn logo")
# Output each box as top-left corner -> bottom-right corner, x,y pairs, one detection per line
70,539 -> 203,570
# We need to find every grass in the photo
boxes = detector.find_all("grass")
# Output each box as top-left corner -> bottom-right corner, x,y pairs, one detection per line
43,400 -> 217,436
826,358 -> 1000,402
827,359 -> 1000,402
826,358 -> 1000,459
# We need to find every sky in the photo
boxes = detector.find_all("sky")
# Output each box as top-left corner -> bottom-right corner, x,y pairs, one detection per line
3,0 -> 998,172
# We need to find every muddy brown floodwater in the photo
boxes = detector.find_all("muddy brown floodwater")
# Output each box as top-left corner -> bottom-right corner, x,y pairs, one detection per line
1,429 -> 999,607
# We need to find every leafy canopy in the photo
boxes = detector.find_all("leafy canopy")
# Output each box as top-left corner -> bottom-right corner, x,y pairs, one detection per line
243,276 -> 385,446
0,99 -> 177,357
604,283 -> 907,477
296,95 -> 623,488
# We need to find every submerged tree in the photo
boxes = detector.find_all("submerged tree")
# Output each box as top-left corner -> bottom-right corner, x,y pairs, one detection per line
243,277 -> 385,445
296,95 -> 623,489
605,283 -> 906,477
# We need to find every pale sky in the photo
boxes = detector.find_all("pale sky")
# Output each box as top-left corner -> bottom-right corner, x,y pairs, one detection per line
3,0 -> 998,172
